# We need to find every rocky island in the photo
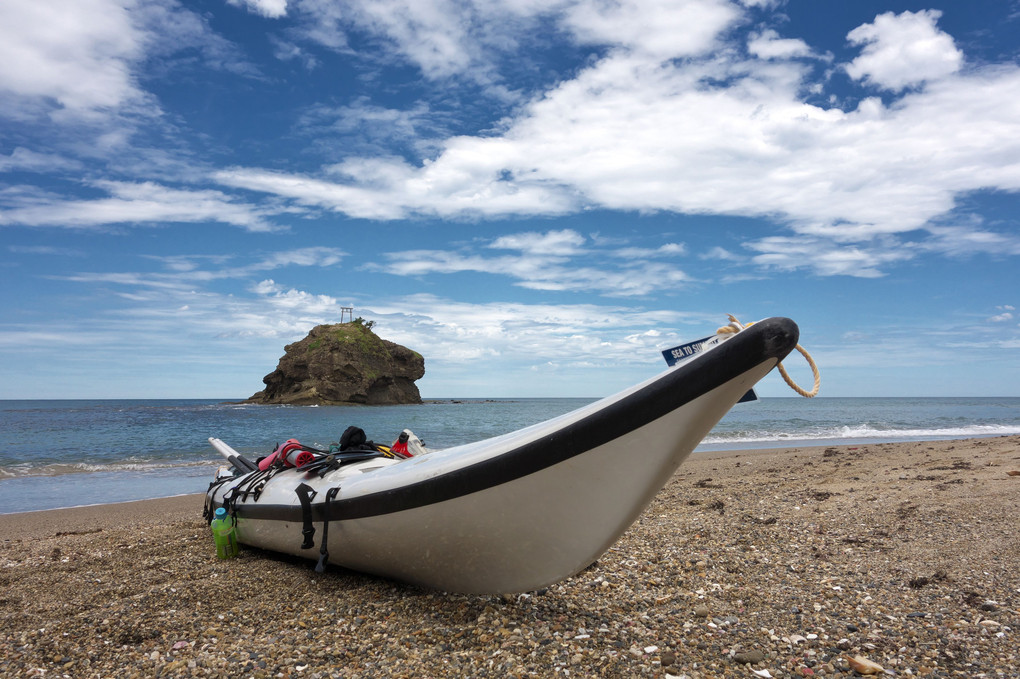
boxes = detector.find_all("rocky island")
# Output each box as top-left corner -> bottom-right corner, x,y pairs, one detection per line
246,319 -> 424,405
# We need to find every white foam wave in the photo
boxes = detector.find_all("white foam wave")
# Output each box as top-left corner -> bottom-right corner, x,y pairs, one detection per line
704,423 -> 1020,445
0,459 -> 218,479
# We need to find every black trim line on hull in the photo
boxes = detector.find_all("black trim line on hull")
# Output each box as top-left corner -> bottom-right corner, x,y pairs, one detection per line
221,317 -> 799,524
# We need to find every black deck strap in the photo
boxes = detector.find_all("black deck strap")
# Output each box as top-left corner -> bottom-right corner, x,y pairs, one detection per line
302,450 -> 386,478
297,454 -> 338,478
295,483 -> 318,549
222,484 -> 245,520
312,455 -> 340,478
206,468 -> 270,525
250,475 -> 269,502
203,476 -> 235,522
315,486 -> 342,573
233,469 -> 264,502
237,467 -> 278,503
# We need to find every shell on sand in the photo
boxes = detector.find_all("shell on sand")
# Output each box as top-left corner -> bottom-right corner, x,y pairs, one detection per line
846,655 -> 885,675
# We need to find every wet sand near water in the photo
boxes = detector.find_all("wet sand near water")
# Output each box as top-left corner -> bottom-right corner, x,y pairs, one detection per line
2,436 -> 1018,678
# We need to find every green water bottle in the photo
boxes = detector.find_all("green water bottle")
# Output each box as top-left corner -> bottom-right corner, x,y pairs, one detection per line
211,507 -> 239,559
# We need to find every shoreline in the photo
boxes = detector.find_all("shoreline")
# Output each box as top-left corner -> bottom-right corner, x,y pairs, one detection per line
4,431 -> 1019,517
0,493 -> 203,539
3,435 -> 1018,677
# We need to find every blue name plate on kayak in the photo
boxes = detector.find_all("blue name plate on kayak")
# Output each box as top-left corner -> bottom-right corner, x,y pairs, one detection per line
661,336 -> 713,366
662,337 -> 757,402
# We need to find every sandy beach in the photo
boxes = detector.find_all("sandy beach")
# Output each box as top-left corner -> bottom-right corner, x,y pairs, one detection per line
2,435 -> 1018,678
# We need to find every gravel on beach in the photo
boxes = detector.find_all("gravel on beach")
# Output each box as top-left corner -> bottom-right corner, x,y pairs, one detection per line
2,435 -> 1018,678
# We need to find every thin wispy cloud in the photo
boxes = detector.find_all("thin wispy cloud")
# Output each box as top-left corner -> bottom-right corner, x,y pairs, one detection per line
0,148 -> 83,174
62,247 -> 346,290
373,229 -> 690,296
0,181 -> 276,232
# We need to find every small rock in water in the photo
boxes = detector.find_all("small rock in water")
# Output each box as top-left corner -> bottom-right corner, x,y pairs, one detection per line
693,604 -> 711,618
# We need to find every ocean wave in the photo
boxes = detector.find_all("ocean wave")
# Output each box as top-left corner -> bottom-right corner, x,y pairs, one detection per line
0,459 -> 219,479
703,422 -> 1020,445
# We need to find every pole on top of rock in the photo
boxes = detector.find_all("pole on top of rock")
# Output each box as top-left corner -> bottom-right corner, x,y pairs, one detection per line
340,306 -> 354,323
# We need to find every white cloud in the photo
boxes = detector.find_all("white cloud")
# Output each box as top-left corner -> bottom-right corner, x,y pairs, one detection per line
845,10 -> 963,91
340,0 -> 482,77
215,4 -> 1020,278
700,246 -> 742,261
252,279 -> 341,314
0,0 -> 149,118
59,245 -> 352,299
0,148 -> 83,174
745,235 -> 915,278
286,0 -> 740,90
738,0 -> 782,8
227,0 -> 289,19
365,293 -> 705,367
920,224 -> 1020,257
7,0 -> 1017,286
374,229 -> 690,296
490,229 -> 586,256
290,0 -> 501,83
0,0 -> 253,120
747,29 -> 818,60
298,98 -> 443,156
561,0 -> 740,60
36,256 -> 716,387
136,0 -> 262,78
61,270 -> 200,292
0,180 -> 276,231
612,243 -> 687,259
258,247 -> 346,268
0,0 -> 259,176
8,245 -> 87,257
136,247 -> 345,280
215,159 -> 578,219
269,35 -> 319,69
989,312 -> 1014,323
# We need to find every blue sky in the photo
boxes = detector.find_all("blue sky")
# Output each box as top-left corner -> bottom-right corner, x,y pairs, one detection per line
1,0 -> 1018,399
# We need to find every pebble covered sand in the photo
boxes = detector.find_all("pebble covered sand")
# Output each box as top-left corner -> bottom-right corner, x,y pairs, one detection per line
2,435 -> 1018,678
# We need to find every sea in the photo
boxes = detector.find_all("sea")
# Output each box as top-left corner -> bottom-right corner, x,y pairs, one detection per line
1,397 -> 1019,515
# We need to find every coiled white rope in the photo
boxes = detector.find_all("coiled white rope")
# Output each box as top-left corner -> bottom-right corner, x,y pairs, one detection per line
717,314 -> 820,398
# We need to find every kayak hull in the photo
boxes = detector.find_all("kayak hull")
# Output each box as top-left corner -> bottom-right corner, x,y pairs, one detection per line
206,317 -> 799,593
